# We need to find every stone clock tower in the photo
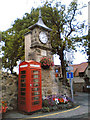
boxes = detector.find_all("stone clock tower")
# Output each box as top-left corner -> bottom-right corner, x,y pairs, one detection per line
25,10 -> 52,62
25,10 -> 59,97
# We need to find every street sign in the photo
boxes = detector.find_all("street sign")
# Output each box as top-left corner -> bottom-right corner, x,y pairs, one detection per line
66,66 -> 73,71
67,72 -> 73,79
66,71 -> 74,101
56,69 -> 58,73
70,79 -> 74,101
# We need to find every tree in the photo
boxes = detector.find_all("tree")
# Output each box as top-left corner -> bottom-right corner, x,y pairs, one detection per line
2,29 -> 19,73
2,8 -> 39,73
43,0 -> 88,84
2,0 -> 88,76
0,31 -> 2,70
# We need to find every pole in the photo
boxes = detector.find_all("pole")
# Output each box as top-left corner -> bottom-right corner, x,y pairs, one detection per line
70,78 -> 74,101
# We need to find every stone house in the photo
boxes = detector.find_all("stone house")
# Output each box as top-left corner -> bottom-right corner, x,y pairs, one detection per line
70,62 -> 88,92
54,62 -> 88,92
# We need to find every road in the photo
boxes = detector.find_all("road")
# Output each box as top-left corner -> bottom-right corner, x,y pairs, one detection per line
3,92 -> 90,120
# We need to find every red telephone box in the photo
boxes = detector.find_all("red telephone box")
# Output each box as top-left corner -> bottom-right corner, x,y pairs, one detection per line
18,60 -> 42,112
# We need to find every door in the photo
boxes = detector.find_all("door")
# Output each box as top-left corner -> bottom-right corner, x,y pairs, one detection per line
30,69 -> 42,112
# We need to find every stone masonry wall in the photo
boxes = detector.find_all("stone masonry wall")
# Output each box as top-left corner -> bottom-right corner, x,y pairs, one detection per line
73,82 -> 84,92
41,67 -> 59,97
0,71 -> 18,110
41,67 -> 71,98
0,68 -> 71,111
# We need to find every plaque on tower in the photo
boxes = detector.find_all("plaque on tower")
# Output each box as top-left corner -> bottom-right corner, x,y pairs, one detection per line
41,50 -> 47,56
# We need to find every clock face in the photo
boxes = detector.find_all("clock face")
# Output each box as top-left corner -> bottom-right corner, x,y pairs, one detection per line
39,31 -> 48,44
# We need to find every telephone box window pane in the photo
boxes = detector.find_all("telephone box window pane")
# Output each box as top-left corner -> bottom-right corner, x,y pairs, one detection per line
32,88 -> 39,91
33,79 -> 39,82
21,79 -> 25,82
32,92 -> 40,96
21,88 -> 26,91
33,71 -> 38,74
21,83 -> 26,87
20,101 -> 25,105
21,92 -> 25,96
21,97 -> 25,100
21,71 -> 26,74
33,75 -> 38,78
32,96 -> 39,100
21,75 -> 26,78
33,83 -> 39,87
32,101 -> 39,105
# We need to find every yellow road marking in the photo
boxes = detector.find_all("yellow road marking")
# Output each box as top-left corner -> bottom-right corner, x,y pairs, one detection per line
18,105 -> 80,120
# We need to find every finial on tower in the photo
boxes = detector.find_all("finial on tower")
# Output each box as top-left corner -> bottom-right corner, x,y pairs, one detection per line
29,8 -> 52,31
39,9 -> 42,18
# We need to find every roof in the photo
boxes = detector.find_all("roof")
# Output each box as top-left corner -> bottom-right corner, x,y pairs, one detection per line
19,60 -> 41,65
28,9 -> 52,31
70,62 -> 88,77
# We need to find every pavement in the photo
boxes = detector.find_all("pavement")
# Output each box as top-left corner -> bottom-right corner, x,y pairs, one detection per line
1,92 -> 90,120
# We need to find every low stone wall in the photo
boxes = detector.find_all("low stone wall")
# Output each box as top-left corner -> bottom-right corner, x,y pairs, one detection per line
73,77 -> 85,92
0,71 -> 18,110
73,82 -> 84,92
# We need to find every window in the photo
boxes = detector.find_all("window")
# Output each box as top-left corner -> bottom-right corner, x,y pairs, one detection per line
32,96 -> 39,100
21,92 -> 25,96
21,71 -> 26,74
21,75 -> 26,78
32,101 -> 39,105
32,92 -> 40,96
21,79 -> 25,82
21,88 -> 26,91
33,83 -> 39,87
21,83 -> 26,87
32,88 -> 39,91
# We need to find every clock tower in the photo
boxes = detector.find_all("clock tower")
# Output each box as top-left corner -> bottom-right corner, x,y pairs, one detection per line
25,10 -> 59,97
25,9 -> 52,62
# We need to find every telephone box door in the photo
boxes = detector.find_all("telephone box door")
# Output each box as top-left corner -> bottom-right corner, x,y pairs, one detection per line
30,69 -> 42,112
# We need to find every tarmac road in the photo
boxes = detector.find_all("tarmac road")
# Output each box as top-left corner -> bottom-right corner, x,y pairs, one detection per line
2,92 -> 90,120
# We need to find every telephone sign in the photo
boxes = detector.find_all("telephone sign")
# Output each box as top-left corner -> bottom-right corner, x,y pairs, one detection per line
67,72 -> 73,79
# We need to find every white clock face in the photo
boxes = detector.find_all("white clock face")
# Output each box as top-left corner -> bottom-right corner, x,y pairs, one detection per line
39,31 -> 48,44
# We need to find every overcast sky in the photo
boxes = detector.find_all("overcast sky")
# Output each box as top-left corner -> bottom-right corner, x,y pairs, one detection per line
0,0 -> 89,65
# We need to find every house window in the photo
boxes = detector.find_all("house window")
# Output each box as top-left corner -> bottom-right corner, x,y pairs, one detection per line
79,72 -> 84,77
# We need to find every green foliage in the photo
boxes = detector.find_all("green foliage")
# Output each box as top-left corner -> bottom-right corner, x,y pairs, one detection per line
2,8 -> 39,73
2,0 -> 88,74
48,0 -> 88,82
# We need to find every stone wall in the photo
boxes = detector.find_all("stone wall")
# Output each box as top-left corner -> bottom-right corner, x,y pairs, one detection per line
41,67 -> 71,98
0,68 -> 71,111
73,82 -> 84,92
41,67 -> 59,97
73,77 -> 85,92
0,71 -> 18,110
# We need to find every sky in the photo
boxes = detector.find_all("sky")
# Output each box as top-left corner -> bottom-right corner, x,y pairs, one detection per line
0,0 -> 89,66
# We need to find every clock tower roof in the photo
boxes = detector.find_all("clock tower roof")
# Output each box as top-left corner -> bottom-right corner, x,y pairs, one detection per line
29,9 -> 52,31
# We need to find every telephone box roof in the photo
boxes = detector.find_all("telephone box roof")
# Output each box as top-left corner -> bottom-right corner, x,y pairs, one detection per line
20,60 -> 41,64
